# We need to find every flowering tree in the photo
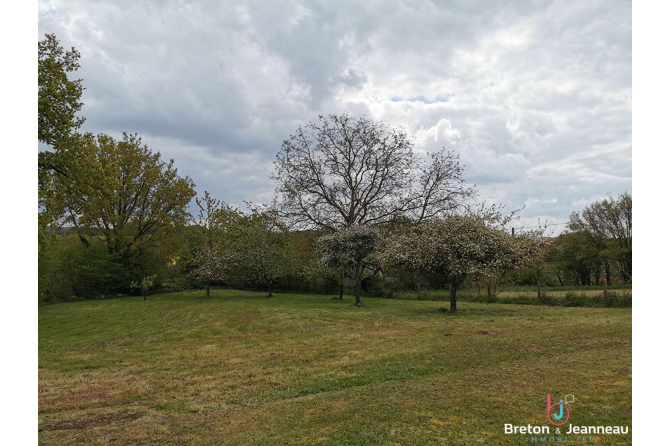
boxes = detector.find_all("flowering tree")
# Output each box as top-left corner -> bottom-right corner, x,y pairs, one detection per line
384,215 -> 542,311
232,207 -> 289,297
190,244 -> 229,299
189,192 -> 239,299
130,274 -> 157,301
316,225 -> 382,306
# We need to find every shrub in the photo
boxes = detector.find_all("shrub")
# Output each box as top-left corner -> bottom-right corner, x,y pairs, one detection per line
563,291 -> 587,307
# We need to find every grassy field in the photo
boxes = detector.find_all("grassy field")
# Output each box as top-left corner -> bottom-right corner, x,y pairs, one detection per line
391,286 -> 632,308
39,290 -> 632,445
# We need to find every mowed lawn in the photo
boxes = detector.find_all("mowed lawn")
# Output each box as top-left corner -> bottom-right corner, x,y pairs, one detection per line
39,290 -> 632,445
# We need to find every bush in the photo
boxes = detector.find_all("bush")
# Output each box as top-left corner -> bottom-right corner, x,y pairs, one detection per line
39,235 -> 149,302
593,291 -> 632,308
563,291 -> 587,307
537,291 -> 554,306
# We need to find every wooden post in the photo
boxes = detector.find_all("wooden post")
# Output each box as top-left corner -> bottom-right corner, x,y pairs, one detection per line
537,280 -> 541,299
603,279 -> 608,299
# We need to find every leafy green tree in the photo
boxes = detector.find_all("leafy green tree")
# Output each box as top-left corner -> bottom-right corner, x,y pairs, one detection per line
549,231 -> 602,286
316,225 -> 382,306
384,215 -> 542,311
232,207 -> 289,297
40,132 -> 196,287
38,33 -> 87,246
281,230 -> 338,294
38,32 -> 86,190
39,234 -> 132,301
568,192 -> 632,283
38,33 -> 85,149
130,274 -> 157,301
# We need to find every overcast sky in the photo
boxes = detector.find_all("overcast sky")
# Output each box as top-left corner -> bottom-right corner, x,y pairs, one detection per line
38,0 -> 631,234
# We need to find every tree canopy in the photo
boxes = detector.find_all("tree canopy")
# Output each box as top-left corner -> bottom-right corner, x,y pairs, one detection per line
384,215 -> 543,311
230,207 -> 290,297
41,132 -> 196,269
38,33 -> 85,148
316,225 -> 382,306
273,113 -> 475,231
187,192 -> 241,299
568,192 -> 632,283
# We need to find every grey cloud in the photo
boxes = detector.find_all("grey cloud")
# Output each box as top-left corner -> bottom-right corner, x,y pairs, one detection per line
39,0 -> 631,227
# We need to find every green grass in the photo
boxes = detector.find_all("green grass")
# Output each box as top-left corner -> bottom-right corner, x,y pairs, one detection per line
39,290 -> 632,445
499,283 -> 632,292
390,287 -> 632,308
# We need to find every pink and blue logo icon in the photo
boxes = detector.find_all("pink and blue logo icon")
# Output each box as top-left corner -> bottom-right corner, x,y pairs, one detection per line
547,394 -> 574,426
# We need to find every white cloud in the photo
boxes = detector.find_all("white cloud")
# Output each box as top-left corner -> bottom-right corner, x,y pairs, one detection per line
38,0 -> 631,225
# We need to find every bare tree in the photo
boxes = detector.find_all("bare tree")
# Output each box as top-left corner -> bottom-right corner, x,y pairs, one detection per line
273,113 -> 475,231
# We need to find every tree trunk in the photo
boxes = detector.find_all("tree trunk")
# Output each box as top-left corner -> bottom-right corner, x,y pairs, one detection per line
354,268 -> 362,307
604,261 -> 612,285
580,272 -> 589,286
339,270 -> 344,299
267,280 -> 273,298
205,282 -> 210,300
449,283 -> 457,312
143,292 -> 147,301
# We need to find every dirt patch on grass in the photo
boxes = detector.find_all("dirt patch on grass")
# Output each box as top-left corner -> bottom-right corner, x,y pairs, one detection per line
39,410 -> 146,431
234,311 -> 260,323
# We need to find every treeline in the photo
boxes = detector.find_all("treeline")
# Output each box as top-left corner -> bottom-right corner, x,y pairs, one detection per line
39,191 -> 631,308
39,203 -> 544,312
38,34 -> 632,310
554,193 -> 632,286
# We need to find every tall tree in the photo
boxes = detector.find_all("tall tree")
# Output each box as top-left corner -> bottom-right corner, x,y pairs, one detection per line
273,113 -> 475,231
38,33 -> 86,181
38,33 -> 87,241
38,33 -> 85,148
41,132 -> 196,277
568,192 -> 632,283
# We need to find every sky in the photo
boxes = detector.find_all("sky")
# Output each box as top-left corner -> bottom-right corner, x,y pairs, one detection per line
37,0 -> 632,234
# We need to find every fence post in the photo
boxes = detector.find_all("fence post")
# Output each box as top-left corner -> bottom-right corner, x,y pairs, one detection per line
537,280 -> 541,299
603,279 -> 608,299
